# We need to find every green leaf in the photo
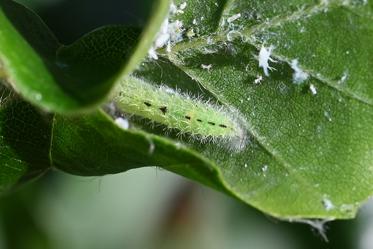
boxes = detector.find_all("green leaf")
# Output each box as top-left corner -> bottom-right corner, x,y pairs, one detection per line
55,0 -> 372,219
0,86 -> 52,193
0,0 -> 169,113
140,0 -> 373,219
16,0 -> 370,220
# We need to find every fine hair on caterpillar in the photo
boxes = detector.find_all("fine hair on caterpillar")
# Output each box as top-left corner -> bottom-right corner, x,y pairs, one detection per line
114,77 -> 248,151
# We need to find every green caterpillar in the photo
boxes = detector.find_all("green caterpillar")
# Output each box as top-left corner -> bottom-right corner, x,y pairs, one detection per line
114,77 -> 247,150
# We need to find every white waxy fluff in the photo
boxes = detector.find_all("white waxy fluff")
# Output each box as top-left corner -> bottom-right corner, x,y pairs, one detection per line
258,45 -> 276,76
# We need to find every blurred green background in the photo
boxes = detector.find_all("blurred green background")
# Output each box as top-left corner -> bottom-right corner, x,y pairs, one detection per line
1,1 -> 372,248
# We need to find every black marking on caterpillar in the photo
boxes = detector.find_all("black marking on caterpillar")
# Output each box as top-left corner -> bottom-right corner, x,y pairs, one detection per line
115,77 -> 248,151
139,100 -> 231,129
159,106 -> 168,115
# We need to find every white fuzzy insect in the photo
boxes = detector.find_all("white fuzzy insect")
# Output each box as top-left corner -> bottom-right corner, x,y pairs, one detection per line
115,117 -> 130,130
258,45 -> 276,76
201,64 -> 213,71
148,2 -> 186,59
254,75 -> 263,84
309,84 -> 317,95
227,13 -> 241,23
291,59 -> 309,83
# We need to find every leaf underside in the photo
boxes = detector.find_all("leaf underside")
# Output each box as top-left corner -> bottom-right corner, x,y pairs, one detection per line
51,0 -> 373,219
96,0 -> 373,219
1,0 -> 373,220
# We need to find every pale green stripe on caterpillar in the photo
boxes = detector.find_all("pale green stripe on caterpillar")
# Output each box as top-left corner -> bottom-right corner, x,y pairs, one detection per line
114,77 -> 247,150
